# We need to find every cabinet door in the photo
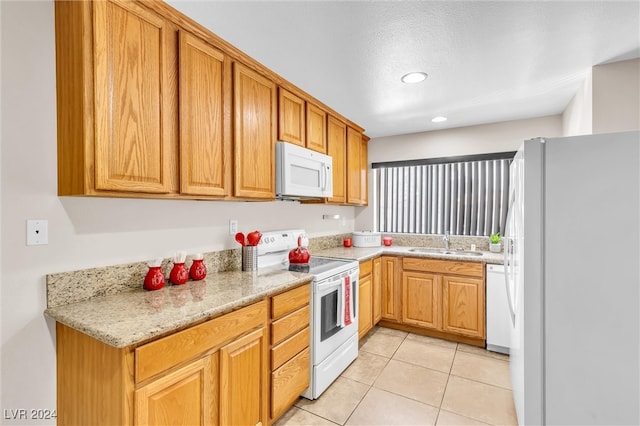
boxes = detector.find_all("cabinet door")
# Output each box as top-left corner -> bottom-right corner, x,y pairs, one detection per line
360,136 -> 369,206
306,103 -> 327,153
372,257 -> 382,325
278,88 -> 305,147
358,273 -> 373,339
135,355 -> 215,426
402,271 -> 440,330
271,347 -> 310,420
233,63 -> 277,199
219,328 -> 268,426
179,31 -> 231,197
346,127 -> 362,204
381,256 -> 401,322
93,0 -> 174,193
442,275 -> 485,338
327,116 -> 347,204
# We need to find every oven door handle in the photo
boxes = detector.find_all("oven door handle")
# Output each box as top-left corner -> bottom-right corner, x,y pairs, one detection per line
337,282 -> 345,327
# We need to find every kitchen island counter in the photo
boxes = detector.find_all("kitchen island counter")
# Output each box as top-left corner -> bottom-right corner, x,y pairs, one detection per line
313,245 -> 504,264
45,269 -> 312,348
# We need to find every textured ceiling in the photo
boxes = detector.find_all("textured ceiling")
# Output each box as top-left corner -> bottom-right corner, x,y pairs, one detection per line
167,1 -> 640,138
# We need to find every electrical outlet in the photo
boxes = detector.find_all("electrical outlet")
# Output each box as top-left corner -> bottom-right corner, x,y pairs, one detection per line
26,219 -> 48,246
229,219 -> 238,235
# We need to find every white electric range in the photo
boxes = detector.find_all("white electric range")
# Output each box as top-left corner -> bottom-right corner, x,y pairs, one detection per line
257,229 -> 359,399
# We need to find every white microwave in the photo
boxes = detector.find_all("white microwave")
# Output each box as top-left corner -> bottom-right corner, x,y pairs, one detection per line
276,142 -> 333,200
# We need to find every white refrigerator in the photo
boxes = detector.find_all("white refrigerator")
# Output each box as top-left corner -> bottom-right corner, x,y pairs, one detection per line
504,131 -> 639,425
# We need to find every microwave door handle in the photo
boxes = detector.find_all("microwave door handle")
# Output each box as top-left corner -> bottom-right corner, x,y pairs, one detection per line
321,163 -> 327,191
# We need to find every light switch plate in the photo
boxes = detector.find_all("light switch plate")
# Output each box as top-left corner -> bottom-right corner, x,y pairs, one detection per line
26,219 -> 48,246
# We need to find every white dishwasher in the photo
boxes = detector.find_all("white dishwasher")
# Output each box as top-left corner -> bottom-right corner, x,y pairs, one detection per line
486,264 -> 510,354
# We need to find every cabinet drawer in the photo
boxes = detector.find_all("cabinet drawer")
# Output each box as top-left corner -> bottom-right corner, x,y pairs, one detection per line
402,257 -> 484,278
271,305 -> 309,345
271,326 -> 309,370
271,347 -> 310,420
271,284 -> 310,318
359,259 -> 373,277
135,300 -> 267,383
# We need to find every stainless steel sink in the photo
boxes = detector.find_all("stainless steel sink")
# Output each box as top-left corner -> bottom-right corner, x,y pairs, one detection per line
408,248 -> 484,257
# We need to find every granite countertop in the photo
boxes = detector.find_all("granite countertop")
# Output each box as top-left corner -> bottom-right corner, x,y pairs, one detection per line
313,245 -> 504,264
45,269 -> 312,349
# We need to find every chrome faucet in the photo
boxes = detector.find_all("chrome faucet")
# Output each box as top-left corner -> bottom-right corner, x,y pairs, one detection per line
443,230 -> 450,250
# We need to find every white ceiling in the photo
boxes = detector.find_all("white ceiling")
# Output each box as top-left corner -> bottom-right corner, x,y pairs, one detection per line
167,1 -> 640,138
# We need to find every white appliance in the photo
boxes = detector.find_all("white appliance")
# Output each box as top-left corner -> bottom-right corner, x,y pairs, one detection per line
486,264 -> 509,354
352,231 -> 381,247
276,142 -> 333,199
504,131 -> 639,425
257,229 -> 359,400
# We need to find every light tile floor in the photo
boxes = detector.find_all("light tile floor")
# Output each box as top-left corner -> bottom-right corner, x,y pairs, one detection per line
275,326 -> 517,426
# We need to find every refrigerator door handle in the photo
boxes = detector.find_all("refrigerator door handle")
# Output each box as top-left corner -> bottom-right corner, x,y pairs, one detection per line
504,201 -> 517,326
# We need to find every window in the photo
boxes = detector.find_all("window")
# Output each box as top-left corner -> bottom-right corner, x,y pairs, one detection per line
373,152 -> 515,236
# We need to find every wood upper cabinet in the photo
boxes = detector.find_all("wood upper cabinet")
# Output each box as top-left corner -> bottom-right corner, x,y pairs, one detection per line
278,88 -> 306,147
135,355 -> 216,425
306,103 -> 328,153
93,0 -> 176,194
179,31 -> 231,197
360,135 -> 369,205
372,257 -> 382,325
381,256 -> 401,322
402,271 -> 440,330
278,89 -> 327,154
346,127 -> 362,204
327,116 -> 347,204
56,0 -> 178,196
233,63 -> 277,199
56,0 -> 365,201
442,275 -> 485,339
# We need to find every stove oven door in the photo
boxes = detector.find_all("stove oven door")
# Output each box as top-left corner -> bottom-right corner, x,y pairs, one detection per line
313,269 -> 358,365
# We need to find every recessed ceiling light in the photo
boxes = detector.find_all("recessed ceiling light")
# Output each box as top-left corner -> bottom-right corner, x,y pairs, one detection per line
432,116 -> 447,123
401,72 -> 428,84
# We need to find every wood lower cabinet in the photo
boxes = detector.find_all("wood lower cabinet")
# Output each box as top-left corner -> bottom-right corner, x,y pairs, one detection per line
372,257 -> 382,324
381,256 -> 401,322
442,275 -> 485,339
402,271 -> 440,330
220,328 -> 268,426
178,31 -> 231,197
381,257 -> 486,345
135,355 -> 216,425
358,259 -> 374,339
56,301 -> 269,426
358,257 -> 383,339
233,63 -> 277,199
269,284 -> 311,423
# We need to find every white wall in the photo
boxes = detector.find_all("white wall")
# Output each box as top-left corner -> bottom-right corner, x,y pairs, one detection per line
592,58 -> 640,134
562,70 -> 593,136
0,1 -> 354,422
355,115 -> 563,230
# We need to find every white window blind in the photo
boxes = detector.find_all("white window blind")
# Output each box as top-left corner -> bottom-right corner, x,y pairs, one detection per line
373,154 -> 513,236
